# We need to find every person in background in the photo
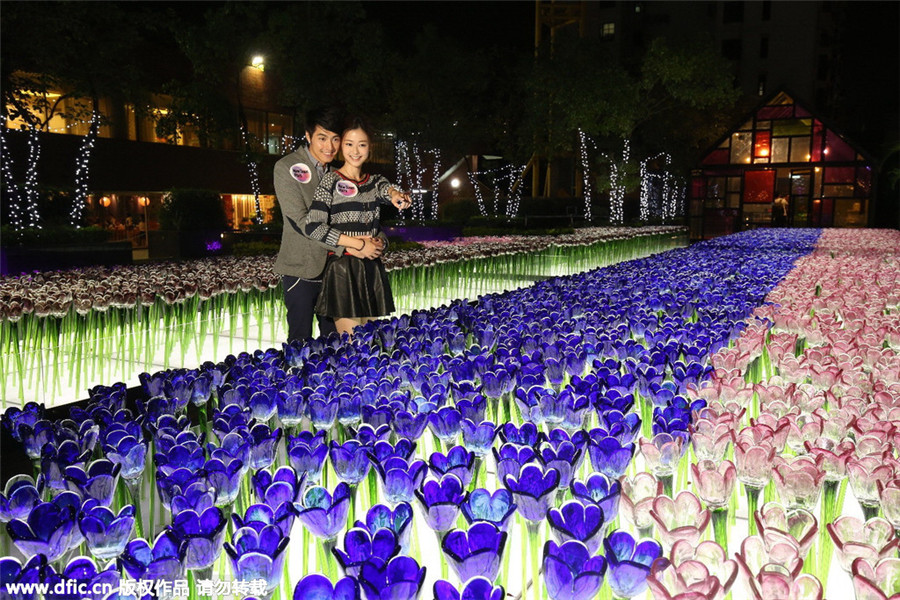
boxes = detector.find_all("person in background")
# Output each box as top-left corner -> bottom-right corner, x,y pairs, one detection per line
273,106 -> 386,342
303,115 -> 411,340
773,195 -> 789,227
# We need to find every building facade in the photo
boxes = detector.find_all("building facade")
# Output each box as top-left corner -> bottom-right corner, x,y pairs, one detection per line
689,90 -> 874,240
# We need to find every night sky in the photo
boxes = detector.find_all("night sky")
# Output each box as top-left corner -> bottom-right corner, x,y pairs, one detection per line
362,1 -> 535,54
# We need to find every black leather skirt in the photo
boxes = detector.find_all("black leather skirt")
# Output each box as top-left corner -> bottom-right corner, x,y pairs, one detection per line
315,254 -> 395,319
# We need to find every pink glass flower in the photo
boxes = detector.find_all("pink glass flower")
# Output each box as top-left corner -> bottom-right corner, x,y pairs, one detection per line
826,515 -> 900,572
783,413 -> 824,454
669,540 -> 737,599
620,472 -> 663,534
754,502 -> 818,559
771,455 -> 826,511
646,558 -> 722,600
689,421 -> 734,462
747,415 -> 790,452
876,479 -> 900,533
847,456 -> 896,513
734,439 -> 776,489
640,434 -> 684,478
803,437 -> 854,482
744,565 -> 823,600
649,491 -> 710,551
690,460 -> 736,510
851,557 -> 900,600
735,535 -> 803,583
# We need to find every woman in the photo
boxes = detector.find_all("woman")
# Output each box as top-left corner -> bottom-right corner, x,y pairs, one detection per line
303,116 -> 411,339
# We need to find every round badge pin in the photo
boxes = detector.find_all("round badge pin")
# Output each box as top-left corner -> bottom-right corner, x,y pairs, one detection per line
290,163 -> 312,184
336,180 -> 359,198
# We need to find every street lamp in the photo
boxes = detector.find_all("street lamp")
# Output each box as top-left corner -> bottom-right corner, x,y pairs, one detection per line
250,55 -> 265,71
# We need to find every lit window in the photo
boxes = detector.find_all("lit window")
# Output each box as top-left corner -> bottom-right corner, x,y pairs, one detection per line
602,22 -> 615,38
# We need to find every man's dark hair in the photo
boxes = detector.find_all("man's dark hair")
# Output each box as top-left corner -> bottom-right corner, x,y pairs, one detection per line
305,106 -> 344,137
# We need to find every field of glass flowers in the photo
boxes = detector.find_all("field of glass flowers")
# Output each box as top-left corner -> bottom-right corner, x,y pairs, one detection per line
1,227 -> 898,600
0,227 -> 684,407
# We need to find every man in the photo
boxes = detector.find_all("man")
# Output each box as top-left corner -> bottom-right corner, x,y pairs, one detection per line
273,106 -> 383,341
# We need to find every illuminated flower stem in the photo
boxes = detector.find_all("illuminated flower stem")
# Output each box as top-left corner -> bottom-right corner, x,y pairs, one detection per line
817,478 -> 845,595
712,507 -> 728,552
527,520 -> 542,600
125,477 -> 145,539
746,484 -> 762,537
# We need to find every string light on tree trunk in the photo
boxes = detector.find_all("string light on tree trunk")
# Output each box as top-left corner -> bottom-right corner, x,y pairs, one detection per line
0,116 -> 27,231
23,127 -> 42,229
240,126 -> 263,221
71,111 -> 100,227
427,148 -> 441,221
578,129 -> 596,222
603,139 -> 630,225
640,152 -> 672,222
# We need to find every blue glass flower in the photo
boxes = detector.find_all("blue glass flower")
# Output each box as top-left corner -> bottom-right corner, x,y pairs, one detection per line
169,506 -> 228,570
6,498 -> 79,561
294,574 -> 361,600
414,474 -> 465,533
460,419 -> 497,458
433,577 -> 504,600
0,555 -> 48,600
232,502 -> 298,539
497,422 -> 540,447
427,407 -> 462,445
2,402 -> 45,443
78,499 -> 135,560
208,430 -> 251,466
338,392 -> 362,428
253,465 -> 305,509
0,475 -> 43,523
170,480 -> 217,516
120,530 -> 187,582
460,488 -> 517,531
204,457 -> 244,506
330,441 -> 372,486
248,423 -> 283,470
492,443 -> 536,483
570,473 -> 621,523
248,389 -> 278,422
456,396 -> 487,424
155,439 -> 205,476
48,555 -> 121,600
295,483 -> 351,541
429,446 -> 476,489
391,410 -> 429,441
15,420 -> 56,461
333,527 -> 400,579
288,439 -> 329,486
355,503 -> 414,554
547,500 -> 607,554
441,521 -> 507,583
102,427 -> 147,482
369,439 -> 417,464
353,424 -> 393,447
503,463 -> 560,523
40,440 -> 91,491
535,441 -> 582,490
375,458 -> 427,506
358,555 -> 426,600
224,524 -> 290,596
586,436 -> 634,481
277,389 -> 305,430
603,531 -> 663,599
309,396 -> 339,431
542,540 -> 607,600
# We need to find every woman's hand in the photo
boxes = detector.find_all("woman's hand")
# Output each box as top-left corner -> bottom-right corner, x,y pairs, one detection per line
346,236 -> 382,259
390,189 -> 412,210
